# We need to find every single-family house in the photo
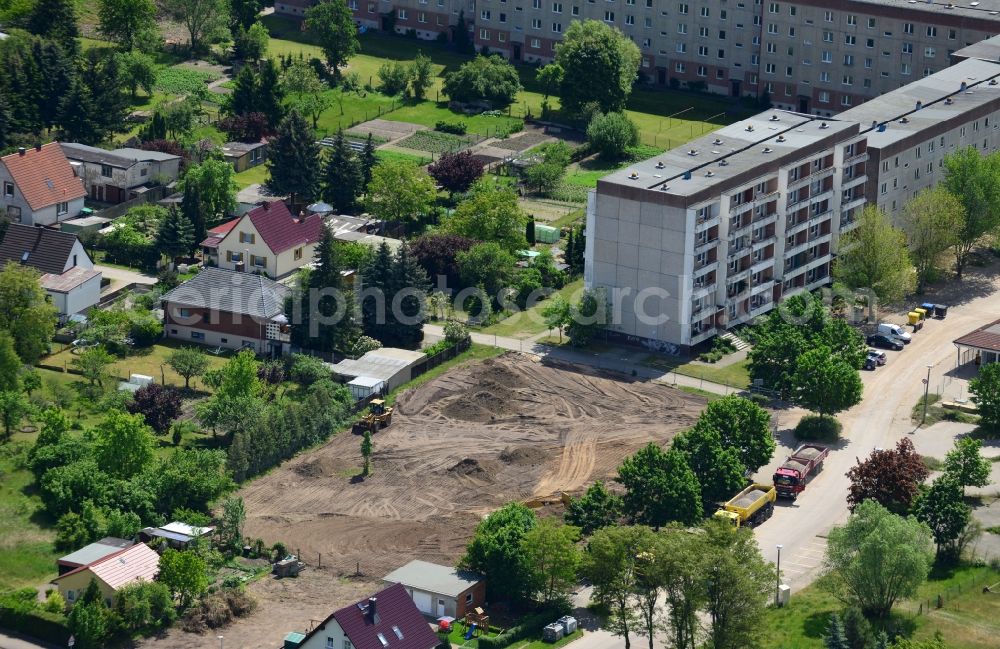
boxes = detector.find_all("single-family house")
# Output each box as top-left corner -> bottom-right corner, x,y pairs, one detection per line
0,143 -> 86,225
160,266 -> 291,355
0,223 -> 103,317
284,582 -> 439,649
51,543 -> 160,607
201,201 -> 323,279
383,560 -> 486,619
235,183 -> 288,216
221,141 -> 268,172
139,521 -> 215,549
60,143 -> 181,204
57,537 -> 134,576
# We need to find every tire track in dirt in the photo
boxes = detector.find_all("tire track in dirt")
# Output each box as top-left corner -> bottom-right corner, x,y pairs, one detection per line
533,431 -> 598,498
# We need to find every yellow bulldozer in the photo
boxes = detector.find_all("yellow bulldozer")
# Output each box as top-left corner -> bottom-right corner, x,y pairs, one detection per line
352,399 -> 393,435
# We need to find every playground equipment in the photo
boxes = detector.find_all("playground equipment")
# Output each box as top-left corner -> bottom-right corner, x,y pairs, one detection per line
461,608 -> 490,638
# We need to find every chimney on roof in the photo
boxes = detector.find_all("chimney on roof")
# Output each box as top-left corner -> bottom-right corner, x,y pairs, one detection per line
368,597 -> 377,620
34,143 -> 41,152
18,147 -> 25,156
262,201 -> 270,210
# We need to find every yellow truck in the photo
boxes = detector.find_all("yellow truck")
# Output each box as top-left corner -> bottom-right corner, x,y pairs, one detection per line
713,483 -> 777,528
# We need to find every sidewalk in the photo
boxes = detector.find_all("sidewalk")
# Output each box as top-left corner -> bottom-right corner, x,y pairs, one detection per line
423,324 -> 735,397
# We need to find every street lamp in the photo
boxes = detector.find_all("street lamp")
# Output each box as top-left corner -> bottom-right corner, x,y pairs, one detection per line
921,364 -> 933,425
775,544 -> 783,607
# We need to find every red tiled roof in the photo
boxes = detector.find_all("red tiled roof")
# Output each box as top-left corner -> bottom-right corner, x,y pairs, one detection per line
245,201 -> 324,254
200,236 -> 224,249
301,583 -> 438,649
954,318 -> 1000,352
209,219 -> 239,236
53,543 -> 160,590
1,143 -> 86,211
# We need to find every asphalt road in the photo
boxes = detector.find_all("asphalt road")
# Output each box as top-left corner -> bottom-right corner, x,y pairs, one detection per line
753,291 -> 1000,593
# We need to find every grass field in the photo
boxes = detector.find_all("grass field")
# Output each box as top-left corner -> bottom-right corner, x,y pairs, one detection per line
235,164 -> 270,189
0,439 -> 59,592
482,279 -> 585,339
762,565 -> 1000,649
644,354 -> 752,389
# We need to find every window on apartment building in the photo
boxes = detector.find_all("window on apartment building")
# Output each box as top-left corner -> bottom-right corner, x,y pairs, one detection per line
786,66 -> 793,76
867,17 -> 875,28
698,65 -> 707,77
678,2 -> 688,13
765,63 -> 775,74
699,26 -> 709,37
397,8 -> 406,18
530,38 -> 540,47
676,42 -> 686,53
845,35 -> 856,45
949,29 -> 957,40
481,9 -> 490,19
574,6 -> 581,15
902,43 -> 913,54
641,38 -> 650,48
552,22 -> 562,32
821,50 -> 832,63
191,331 -> 205,340
819,91 -> 829,103
903,23 -> 914,35
788,26 -> 795,37
533,0 -> 541,7
718,69 -> 726,79
820,71 -> 830,82
718,48 -> 726,58
552,2 -> 561,11
768,2 -> 778,12
643,16 -> 651,26
250,254 -> 267,268
698,45 -> 708,56
625,15 -> 634,24
901,63 -> 911,75
847,14 -> 856,25
844,54 -> 853,66
768,23 -> 778,34
880,183 -> 887,195
823,31 -> 833,42
531,17 -> 540,28
675,62 -> 686,72
841,95 -> 851,106
480,28 -> 491,39
767,42 -> 776,53
925,47 -> 935,58
927,26 -> 937,37
750,53 -> 758,64
824,10 -> 833,21
418,11 -> 426,22
788,5 -> 795,15
864,58 -> 872,68
701,6 -> 709,17
678,23 -> 687,34
787,45 -> 793,56
866,38 -> 874,48
750,73 -> 758,84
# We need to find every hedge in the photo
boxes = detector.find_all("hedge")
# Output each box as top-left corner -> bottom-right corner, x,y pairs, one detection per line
478,607 -> 568,649
0,598 -> 70,646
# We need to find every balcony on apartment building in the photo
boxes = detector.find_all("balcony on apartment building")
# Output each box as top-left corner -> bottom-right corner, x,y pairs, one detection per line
692,270 -> 717,292
695,208 -> 720,233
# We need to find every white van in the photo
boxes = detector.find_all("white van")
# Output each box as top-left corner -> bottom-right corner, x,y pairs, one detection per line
877,322 -> 911,343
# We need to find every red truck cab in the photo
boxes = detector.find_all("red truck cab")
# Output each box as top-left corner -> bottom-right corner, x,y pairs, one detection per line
772,444 -> 829,499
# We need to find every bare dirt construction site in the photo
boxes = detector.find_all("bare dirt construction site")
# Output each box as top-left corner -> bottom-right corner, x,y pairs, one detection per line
240,353 -> 706,578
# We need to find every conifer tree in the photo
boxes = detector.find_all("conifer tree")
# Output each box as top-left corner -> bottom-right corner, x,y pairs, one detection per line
256,59 -> 285,125
157,206 -> 196,259
361,133 -> 378,187
291,227 -> 359,353
360,242 -> 395,343
267,110 -> 320,207
57,79 -> 100,145
823,614 -> 848,649
390,242 -> 431,348
28,0 -> 80,56
322,131 -> 362,214
227,65 -> 258,117
181,182 -> 206,249
143,111 -> 168,141
361,429 -> 373,476
564,228 -> 576,273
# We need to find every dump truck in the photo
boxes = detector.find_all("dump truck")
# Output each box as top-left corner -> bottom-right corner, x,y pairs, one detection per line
713,483 -> 776,528
352,399 -> 393,434
772,443 -> 829,499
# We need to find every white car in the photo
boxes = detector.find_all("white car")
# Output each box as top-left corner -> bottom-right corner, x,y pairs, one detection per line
877,322 -> 911,344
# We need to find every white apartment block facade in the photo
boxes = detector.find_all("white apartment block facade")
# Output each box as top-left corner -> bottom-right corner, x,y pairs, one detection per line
310,0 -> 1000,113
585,57 -> 1000,352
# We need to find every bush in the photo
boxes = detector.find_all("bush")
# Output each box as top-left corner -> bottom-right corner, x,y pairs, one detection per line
0,594 -> 69,646
181,588 -> 256,633
794,414 -> 842,442
748,392 -> 770,407
423,339 -> 455,357
288,353 -> 331,386
435,121 -> 468,135
586,111 -> 640,160
442,55 -> 522,106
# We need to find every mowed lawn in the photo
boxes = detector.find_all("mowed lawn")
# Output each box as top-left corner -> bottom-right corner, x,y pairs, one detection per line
482,279 -> 586,339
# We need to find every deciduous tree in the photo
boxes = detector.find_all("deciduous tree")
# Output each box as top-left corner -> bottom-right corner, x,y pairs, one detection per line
126,383 -> 183,434
542,295 -> 572,343
970,362 -> 1000,433
0,390 -> 29,440
283,60 -> 331,129
566,288 -> 610,348
182,157 -> 237,226
92,410 -> 155,478
305,0 -> 360,79
0,263 -> 57,364
0,330 -> 21,393
456,242 -> 516,298
409,52 -> 434,100
696,395 -> 775,473
822,499 -> 933,618
444,183 -> 527,251
582,525 -> 654,649
791,346 -> 863,418
672,420 -> 746,507
833,205 -> 915,308
521,518 -> 580,605
167,347 -> 209,390
943,437 -> 992,492
164,0 -> 229,53
554,20 -> 641,116
98,0 -> 158,51
942,147 -> 1000,278
460,503 -> 538,604
913,476 -> 971,561
72,346 -> 115,388
618,443 -> 702,528
365,159 -> 437,224
428,151 -> 485,195
901,187 -> 965,292
159,549 -> 209,607
442,55 -> 522,106
361,429 -> 372,476
587,111 -> 640,160
846,438 -> 929,514
565,480 -> 622,534
218,496 -> 246,553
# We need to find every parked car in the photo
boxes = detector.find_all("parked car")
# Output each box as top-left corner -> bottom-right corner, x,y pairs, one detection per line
878,322 -> 911,344
863,356 -> 877,371
867,349 -> 887,366
867,333 -> 905,351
